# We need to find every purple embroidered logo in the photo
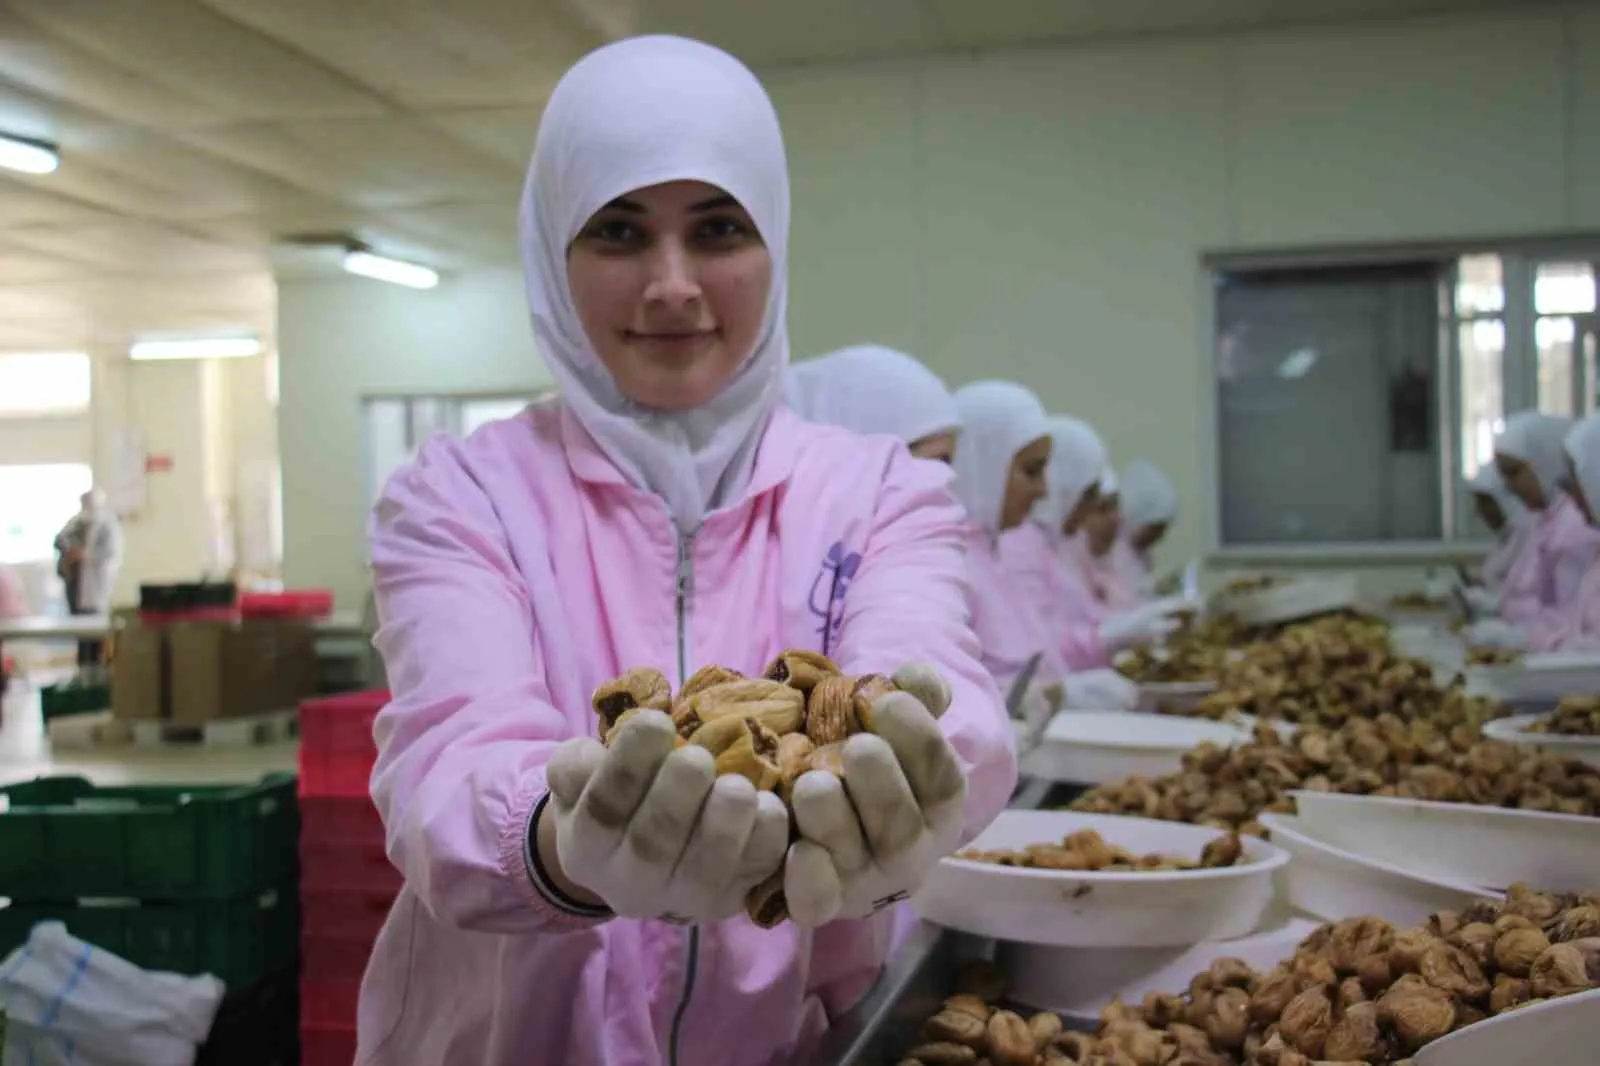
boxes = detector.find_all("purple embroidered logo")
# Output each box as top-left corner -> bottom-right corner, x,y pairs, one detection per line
807,541 -> 861,655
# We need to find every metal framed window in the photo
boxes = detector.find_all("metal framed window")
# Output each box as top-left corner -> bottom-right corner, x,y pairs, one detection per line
361,391 -> 552,507
0,352 -> 92,418
1209,239 -> 1600,553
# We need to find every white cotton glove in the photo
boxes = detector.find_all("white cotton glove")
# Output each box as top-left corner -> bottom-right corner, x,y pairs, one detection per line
1423,573 -> 1457,601
782,663 -> 967,928
1063,668 -> 1140,711
1097,598 -> 1185,651
1463,587 -> 1501,615
1465,619 -> 1528,651
546,711 -> 790,923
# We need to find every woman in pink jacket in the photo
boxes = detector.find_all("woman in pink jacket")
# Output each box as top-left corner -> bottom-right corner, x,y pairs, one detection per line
999,418 -> 1175,703
1468,465 -> 1531,594
1467,411 -> 1600,648
785,345 -> 960,464
1524,415 -> 1600,651
359,37 -> 1016,1066
1064,471 -> 1146,611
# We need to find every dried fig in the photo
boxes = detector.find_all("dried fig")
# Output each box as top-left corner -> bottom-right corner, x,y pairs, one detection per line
907,1043 -> 979,1066
1553,905 -> 1600,943
1489,975 -> 1532,1014
852,673 -> 899,730
944,995 -> 993,1023
1355,952 -> 1392,996
1328,916 -> 1394,975
1027,1012 -> 1063,1051
1565,937 -> 1600,981
679,664 -> 743,701
592,667 -> 672,731
1205,987 -> 1252,1051
1323,1001 -> 1388,1062
1292,954 -> 1337,988
1250,969 -> 1301,1025
712,718 -> 782,790
1142,992 -> 1186,1028
1493,927 -> 1552,979
1503,883 -> 1563,924
775,732 -> 816,802
804,675 -> 860,745
924,1010 -> 988,1050
984,1010 -> 1035,1066
1447,923 -> 1496,970
1530,943 -> 1593,998
762,649 -> 838,692
1378,982 -> 1456,1052
1388,929 -> 1438,975
1209,956 -> 1258,989
1337,977 -> 1366,1010
1419,941 -> 1490,1003
1200,833 -> 1244,868
804,741 -> 847,776
1279,985 -> 1333,1058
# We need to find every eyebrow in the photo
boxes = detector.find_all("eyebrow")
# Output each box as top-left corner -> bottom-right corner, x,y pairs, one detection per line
599,193 -> 740,214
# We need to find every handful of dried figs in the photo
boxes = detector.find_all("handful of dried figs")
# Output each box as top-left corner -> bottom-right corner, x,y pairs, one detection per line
957,828 -> 1245,873
896,886 -> 1600,1066
1525,696 -> 1600,737
590,650 -> 898,927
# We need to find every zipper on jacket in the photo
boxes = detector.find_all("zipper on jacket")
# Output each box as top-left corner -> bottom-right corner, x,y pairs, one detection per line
667,530 -> 698,1066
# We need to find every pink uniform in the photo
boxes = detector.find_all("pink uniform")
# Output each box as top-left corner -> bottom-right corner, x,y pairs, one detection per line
1498,493 -> 1600,627
1062,533 -> 1143,612
1526,415 -> 1600,652
358,404 -> 1017,1066
998,521 -> 1107,670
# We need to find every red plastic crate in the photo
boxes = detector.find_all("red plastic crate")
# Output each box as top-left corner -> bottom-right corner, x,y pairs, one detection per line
300,837 -> 404,895
298,690 -> 389,797
242,589 -> 334,619
301,887 -> 397,939
300,1024 -> 357,1066
300,795 -> 386,845
301,979 -> 361,1029
303,930 -> 379,983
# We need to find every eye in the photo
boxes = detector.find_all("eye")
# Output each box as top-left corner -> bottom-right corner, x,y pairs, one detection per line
694,214 -> 759,249
578,216 -> 647,248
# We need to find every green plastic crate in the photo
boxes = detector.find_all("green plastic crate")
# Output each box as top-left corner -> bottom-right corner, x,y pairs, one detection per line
0,773 -> 297,901
0,890 -> 298,990
39,682 -> 111,721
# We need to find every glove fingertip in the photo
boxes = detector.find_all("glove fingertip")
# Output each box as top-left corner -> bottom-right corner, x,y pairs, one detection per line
890,662 -> 951,719
547,738 -> 606,805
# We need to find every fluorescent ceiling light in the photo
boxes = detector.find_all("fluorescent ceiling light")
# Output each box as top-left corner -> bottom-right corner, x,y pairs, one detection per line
0,134 -> 59,175
342,249 -> 439,290
1277,347 -> 1318,379
129,335 -> 263,361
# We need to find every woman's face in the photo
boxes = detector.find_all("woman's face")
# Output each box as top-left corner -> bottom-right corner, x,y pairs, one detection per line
1472,492 -> 1506,533
1000,435 -> 1052,531
567,180 -> 772,411
1131,520 -> 1169,553
1083,493 -> 1123,555
1061,483 -> 1101,537
1495,452 -> 1545,510
909,431 -> 957,465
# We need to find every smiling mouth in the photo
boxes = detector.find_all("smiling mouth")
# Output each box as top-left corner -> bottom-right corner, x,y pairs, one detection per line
629,330 -> 714,341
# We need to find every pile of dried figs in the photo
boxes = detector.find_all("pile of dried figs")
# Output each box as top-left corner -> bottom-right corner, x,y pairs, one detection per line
896,886 -> 1600,1066
957,828 -> 1243,873
590,649 -> 900,926
1525,696 -> 1600,737
1068,709 -> 1600,832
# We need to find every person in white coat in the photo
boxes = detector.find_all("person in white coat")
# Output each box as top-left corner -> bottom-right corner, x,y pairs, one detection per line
53,489 -> 122,665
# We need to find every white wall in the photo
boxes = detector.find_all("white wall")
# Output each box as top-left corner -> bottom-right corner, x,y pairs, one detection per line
276,270 -> 550,607
274,4 -> 1600,600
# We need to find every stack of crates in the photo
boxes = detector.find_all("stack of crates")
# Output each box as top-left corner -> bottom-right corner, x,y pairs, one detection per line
0,774 -> 300,1066
297,690 -> 393,1066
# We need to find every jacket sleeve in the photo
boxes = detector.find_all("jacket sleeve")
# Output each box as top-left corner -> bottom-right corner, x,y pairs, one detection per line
367,435 -> 610,935
832,448 -> 1018,845
999,526 -> 1107,672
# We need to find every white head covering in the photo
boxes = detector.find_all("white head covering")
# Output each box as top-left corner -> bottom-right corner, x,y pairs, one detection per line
952,381 -> 1050,534
785,345 -> 958,444
1564,415 -> 1600,516
1099,468 -> 1120,497
1034,416 -> 1107,531
1468,465 -> 1527,525
1495,411 -> 1575,501
1121,459 -> 1177,530
519,35 -> 790,531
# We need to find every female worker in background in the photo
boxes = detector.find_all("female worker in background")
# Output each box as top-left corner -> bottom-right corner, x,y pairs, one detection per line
1518,414 -> 1600,651
1000,417 -> 1178,693
359,36 -> 1015,1066
1066,471 -> 1145,611
1468,465 -> 1530,594
1119,459 -> 1178,584
785,344 -> 960,463
1467,411 -> 1600,648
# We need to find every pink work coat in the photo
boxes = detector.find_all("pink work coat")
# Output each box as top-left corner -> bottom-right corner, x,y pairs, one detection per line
358,401 -> 1017,1066
997,521 -> 1108,670
1499,494 -> 1600,628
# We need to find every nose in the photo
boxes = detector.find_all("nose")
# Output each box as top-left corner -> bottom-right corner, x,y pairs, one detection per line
642,237 -> 702,311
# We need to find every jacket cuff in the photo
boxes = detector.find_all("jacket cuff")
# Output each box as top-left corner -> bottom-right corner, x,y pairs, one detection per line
498,781 -> 613,933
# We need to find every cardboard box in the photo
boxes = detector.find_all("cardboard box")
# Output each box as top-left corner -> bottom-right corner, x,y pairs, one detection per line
168,619 -> 319,724
110,619 -> 167,721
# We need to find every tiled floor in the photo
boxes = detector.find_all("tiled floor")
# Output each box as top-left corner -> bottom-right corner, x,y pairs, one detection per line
0,682 -> 297,787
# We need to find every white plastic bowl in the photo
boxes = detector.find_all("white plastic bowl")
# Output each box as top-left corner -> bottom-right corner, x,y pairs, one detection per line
1462,652 -> 1600,704
1018,711 -> 1249,784
1288,790 -> 1600,892
1215,575 -> 1360,627
1482,712 -> 1600,770
999,910 -> 1321,1024
910,810 -> 1287,948
1258,812 -> 1486,927
1416,987 -> 1600,1066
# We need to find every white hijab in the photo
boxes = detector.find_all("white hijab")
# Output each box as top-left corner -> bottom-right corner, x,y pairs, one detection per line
1469,465 -> 1527,529
519,35 -> 790,532
1565,415 -> 1600,518
1496,411 -> 1575,502
952,381 -> 1050,534
1121,459 -> 1177,530
786,345 -> 958,445
1034,416 -> 1107,532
